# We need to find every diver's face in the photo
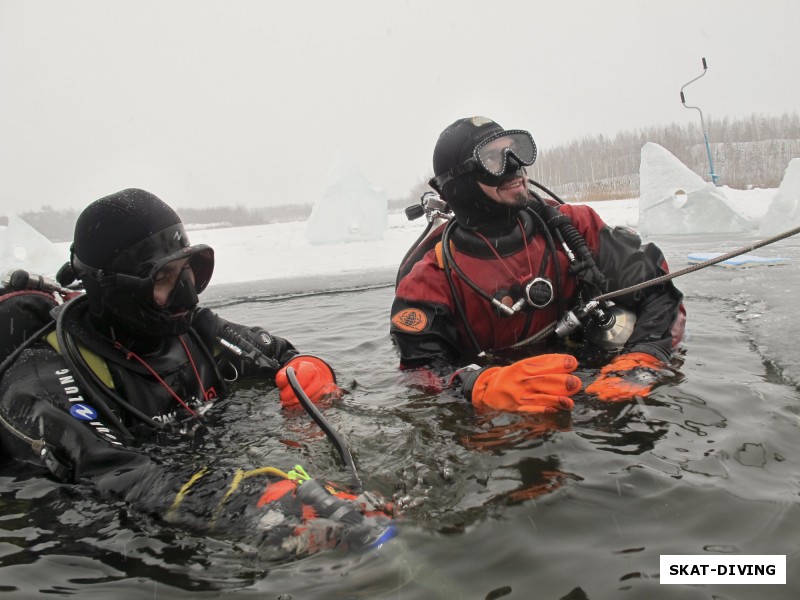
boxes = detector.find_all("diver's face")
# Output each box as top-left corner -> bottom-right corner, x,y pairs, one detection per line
478,175 -> 529,208
153,257 -> 194,307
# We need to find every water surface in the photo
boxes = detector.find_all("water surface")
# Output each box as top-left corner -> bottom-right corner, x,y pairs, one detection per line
2,233 -> 799,599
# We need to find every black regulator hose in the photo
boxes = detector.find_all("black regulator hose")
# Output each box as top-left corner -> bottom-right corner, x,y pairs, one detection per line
528,189 -> 608,294
527,178 -> 567,205
396,219 -> 435,289
0,320 -> 56,381
525,200 -> 566,318
286,366 -> 363,493
55,296 -> 163,438
440,219 -> 492,357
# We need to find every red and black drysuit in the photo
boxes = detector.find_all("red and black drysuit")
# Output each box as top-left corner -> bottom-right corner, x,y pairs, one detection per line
0,292 -> 390,560
391,202 -> 686,396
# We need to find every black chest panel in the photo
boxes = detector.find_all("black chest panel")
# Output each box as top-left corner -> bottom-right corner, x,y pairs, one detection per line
106,336 -> 220,425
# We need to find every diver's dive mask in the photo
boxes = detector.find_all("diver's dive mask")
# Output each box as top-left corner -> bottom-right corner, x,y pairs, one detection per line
429,130 -> 538,192
72,222 -> 215,338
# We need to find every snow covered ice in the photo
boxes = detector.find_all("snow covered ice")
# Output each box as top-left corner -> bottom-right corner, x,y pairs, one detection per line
306,152 -> 387,245
4,156 -> 800,393
638,142 -> 750,236
759,158 -> 800,235
0,214 -> 66,280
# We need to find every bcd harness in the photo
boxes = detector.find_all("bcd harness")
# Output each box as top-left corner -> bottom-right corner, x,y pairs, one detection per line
397,180 -> 615,359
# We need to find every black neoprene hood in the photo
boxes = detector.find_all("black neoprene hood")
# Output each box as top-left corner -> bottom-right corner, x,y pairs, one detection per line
72,188 -> 184,272
70,188 -> 213,339
431,116 -> 524,229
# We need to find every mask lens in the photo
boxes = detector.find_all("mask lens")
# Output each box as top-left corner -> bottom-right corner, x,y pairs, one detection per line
188,247 -> 214,294
150,245 -> 215,303
475,131 -> 537,176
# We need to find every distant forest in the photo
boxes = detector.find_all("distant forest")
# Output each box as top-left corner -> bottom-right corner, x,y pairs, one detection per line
18,112 -> 800,241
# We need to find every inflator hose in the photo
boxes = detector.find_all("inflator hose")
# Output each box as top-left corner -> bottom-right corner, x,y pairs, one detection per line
286,366 -> 363,492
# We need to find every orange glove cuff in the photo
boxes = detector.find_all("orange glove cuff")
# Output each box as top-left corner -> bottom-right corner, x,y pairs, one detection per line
586,352 -> 663,402
598,352 -> 661,374
285,355 -> 336,382
276,355 -> 339,408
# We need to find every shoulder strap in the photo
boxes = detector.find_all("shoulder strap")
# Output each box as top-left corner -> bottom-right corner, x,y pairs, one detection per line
44,330 -> 115,389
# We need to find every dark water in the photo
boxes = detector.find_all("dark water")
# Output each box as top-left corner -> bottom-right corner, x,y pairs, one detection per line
2,236 -> 800,599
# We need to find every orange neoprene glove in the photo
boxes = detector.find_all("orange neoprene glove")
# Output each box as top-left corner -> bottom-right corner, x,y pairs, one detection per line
275,356 -> 340,408
584,352 -> 663,402
470,354 -> 581,414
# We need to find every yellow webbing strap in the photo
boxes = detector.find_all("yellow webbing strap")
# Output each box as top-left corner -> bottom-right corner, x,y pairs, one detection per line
167,466 -> 210,520
210,465 -> 296,526
45,331 -> 115,389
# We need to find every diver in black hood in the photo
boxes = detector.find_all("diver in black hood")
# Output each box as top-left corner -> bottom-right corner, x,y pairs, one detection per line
0,188 -> 393,559
432,116 -> 536,230
392,117 -> 686,413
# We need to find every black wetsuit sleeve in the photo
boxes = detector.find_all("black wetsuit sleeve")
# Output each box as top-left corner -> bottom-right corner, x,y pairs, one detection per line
192,307 -> 299,380
594,226 -> 684,361
389,297 -> 482,400
389,297 -> 462,370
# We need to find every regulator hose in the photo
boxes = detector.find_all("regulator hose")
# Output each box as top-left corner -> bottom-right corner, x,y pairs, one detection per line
286,366 -> 363,492
55,295 -> 155,438
528,190 -> 607,292
395,219 -> 434,289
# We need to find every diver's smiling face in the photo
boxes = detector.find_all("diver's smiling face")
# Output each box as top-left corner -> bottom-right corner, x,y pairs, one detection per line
478,176 -> 529,208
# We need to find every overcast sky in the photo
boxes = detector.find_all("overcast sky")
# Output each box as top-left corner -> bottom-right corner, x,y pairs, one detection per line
2,0 -> 798,215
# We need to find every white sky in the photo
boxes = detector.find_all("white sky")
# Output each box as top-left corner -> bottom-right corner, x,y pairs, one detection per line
1,0 -> 798,214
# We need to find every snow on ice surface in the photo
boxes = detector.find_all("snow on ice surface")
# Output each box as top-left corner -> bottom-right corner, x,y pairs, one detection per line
760,158 -> 800,235
305,152 -> 388,245
638,142 -> 750,236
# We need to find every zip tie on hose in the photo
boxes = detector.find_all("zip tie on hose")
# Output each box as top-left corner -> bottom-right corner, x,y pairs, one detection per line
287,465 -> 311,482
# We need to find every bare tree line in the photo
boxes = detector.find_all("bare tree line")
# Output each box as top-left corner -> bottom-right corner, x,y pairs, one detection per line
21,203 -> 314,243
527,112 -> 800,201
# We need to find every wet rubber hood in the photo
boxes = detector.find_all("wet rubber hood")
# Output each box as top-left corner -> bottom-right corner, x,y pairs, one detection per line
432,116 -> 530,229
71,188 -> 214,339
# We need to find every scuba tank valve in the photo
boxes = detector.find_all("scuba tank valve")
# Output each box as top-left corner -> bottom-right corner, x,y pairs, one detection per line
554,300 -> 636,350
405,191 -> 451,222
584,304 -> 637,350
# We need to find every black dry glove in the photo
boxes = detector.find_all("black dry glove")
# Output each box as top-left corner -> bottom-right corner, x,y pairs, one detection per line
216,323 -> 282,377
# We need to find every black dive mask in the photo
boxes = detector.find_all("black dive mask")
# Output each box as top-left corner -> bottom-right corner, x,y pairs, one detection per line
74,223 -> 215,339
429,130 -> 537,193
